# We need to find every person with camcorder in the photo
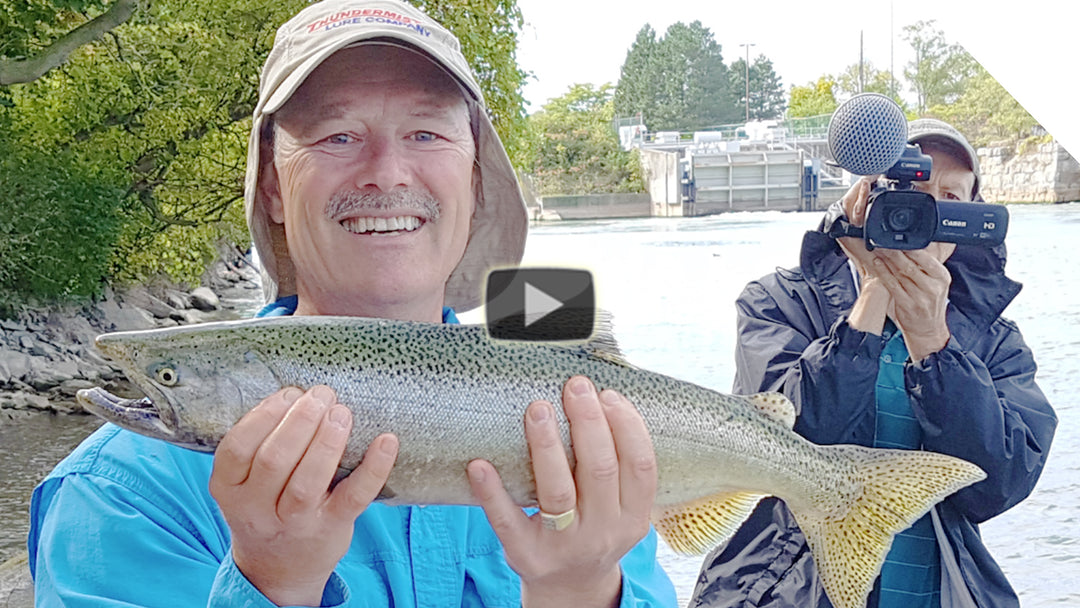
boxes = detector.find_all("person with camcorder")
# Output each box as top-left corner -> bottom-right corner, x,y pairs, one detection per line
688,113 -> 1057,608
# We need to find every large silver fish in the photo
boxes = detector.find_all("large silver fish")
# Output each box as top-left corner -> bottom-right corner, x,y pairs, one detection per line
77,315 -> 985,608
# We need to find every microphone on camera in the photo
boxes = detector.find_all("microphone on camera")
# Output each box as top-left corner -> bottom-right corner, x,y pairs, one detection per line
827,93 -> 909,176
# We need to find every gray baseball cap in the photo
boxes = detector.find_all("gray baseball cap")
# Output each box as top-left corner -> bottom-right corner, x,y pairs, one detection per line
244,0 -> 528,312
907,118 -> 981,199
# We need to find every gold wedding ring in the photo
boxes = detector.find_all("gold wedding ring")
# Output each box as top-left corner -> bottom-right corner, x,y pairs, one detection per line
539,507 -> 576,531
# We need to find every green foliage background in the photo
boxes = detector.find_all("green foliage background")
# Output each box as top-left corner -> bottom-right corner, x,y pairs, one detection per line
0,0 -> 528,309
0,5 -> 1044,314
527,83 -> 643,197
613,21 -> 740,132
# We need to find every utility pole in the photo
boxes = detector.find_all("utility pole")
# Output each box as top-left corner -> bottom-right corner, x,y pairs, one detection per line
740,42 -> 756,122
859,30 -> 865,93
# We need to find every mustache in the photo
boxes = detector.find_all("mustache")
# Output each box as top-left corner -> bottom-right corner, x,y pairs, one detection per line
325,188 -> 441,222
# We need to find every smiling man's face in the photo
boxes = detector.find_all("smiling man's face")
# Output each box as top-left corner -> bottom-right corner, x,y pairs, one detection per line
261,44 -> 476,321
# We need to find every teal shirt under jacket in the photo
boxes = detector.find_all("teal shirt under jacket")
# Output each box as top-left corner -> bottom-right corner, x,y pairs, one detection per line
28,299 -> 676,607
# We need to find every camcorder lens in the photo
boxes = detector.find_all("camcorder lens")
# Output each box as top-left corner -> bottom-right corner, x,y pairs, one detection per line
886,206 -> 917,232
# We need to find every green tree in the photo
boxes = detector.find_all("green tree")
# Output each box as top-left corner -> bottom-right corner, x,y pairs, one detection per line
0,0 -> 138,85
613,25 -> 658,127
416,0 -> 528,166
928,64 -> 1038,146
730,54 -> 786,121
903,20 -> 977,113
835,61 -> 904,102
613,20 -> 738,132
788,76 -> 838,118
528,83 -> 643,196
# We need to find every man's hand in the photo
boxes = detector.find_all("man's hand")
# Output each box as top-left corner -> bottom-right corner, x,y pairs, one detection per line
833,176 -> 954,358
836,177 -> 893,334
873,249 -> 953,360
466,376 -> 657,608
209,386 -> 398,607
836,176 -> 883,281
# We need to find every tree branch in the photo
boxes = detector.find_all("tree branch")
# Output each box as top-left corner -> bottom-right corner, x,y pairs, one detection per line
0,0 -> 139,85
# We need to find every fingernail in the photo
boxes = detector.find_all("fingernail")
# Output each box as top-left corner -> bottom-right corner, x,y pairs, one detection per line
530,403 -> 551,423
329,405 -> 351,429
282,387 -> 304,405
599,389 -> 621,407
379,434 -> 398,456
310,385 -> 334,407
569,376 -> 593,396
468,460 -> 486,483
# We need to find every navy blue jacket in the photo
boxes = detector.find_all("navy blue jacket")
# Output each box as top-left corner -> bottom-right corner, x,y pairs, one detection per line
690,222 -> 1058,608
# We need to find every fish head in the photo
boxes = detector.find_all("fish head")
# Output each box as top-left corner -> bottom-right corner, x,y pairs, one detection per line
76,321 -> 280,451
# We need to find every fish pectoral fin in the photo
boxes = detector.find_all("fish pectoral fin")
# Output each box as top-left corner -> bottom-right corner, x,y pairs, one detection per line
743,392 -> 797,429
651,491 -> 767,555
791,445 -> 986,608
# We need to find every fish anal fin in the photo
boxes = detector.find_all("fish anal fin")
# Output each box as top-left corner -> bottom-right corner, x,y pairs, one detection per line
652,491 -> 767,555
744,392 -> 796,429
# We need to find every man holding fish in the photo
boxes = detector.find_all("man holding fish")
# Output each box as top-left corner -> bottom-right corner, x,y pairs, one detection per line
28,0 -> 675,606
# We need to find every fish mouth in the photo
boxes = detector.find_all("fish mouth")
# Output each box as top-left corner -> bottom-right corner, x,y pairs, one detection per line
77,387 -> 181,444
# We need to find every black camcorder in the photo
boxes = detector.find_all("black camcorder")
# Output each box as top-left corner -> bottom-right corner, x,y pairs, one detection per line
831,144 -> 1009,251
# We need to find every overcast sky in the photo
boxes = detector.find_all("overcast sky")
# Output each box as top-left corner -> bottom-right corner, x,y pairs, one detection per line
513,0 -> 1078,156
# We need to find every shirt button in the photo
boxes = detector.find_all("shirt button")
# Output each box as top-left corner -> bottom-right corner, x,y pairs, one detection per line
883,355 -> 893,363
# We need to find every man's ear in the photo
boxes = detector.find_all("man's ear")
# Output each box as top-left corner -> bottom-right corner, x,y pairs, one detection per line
260,155 -> 285,224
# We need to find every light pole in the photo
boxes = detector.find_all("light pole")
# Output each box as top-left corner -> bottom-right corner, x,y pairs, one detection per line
739,43 -> 756,122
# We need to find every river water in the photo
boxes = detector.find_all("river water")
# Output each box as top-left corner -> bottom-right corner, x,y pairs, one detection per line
2,203 -> 1077,606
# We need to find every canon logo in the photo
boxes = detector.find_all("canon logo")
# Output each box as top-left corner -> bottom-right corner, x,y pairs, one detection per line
942,219 -> 967,228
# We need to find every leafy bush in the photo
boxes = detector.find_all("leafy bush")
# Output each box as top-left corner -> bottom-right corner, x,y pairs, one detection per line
0,135 -> 125,311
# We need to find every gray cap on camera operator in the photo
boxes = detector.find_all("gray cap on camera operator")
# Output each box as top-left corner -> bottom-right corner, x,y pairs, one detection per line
907,118 -> 981,200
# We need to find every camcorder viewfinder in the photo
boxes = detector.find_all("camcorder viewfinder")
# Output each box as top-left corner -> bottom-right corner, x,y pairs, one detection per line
858,144 -> 1009,251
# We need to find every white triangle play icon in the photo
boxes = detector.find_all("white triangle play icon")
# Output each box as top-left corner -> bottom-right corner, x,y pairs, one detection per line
524,282 -> 564,327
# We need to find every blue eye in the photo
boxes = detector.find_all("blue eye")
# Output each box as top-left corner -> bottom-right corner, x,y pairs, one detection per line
413,131 -> 438,142
326,134 -> 353,144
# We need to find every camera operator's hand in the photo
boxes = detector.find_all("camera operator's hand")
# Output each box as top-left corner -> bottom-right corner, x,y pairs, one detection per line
836,177 -> 880,278
837,177 -> 893,336
872,249 -> 952,361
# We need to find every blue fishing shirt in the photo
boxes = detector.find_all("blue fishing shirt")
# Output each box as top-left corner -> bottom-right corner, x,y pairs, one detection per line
28,298 -> 676,607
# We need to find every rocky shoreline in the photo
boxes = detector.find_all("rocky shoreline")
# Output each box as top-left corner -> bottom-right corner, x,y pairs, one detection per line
0,248 -> 262,420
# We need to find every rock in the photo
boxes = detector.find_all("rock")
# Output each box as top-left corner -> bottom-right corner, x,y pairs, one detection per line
122,287 -> 176,319
107,306 -> 156,332
172,309 -> 206,325
164,289 -> 192,310
0,350 -> 34,384
56,379 -> 96,397
26,359 -> 80,391
0,319 -> 26,332
0,391 -> 51,411
189,287 -> 221,312
56,314 -> 99,346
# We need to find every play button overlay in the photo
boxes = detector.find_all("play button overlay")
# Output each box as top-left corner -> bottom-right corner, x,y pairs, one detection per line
485,268 -> 594,341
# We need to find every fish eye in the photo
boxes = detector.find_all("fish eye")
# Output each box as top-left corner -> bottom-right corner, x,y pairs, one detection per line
155,366 -> 179,386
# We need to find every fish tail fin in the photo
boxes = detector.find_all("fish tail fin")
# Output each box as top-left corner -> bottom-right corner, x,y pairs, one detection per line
792,446 -> 985,608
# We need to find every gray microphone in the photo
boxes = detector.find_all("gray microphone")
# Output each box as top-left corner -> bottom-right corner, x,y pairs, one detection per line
827,93 -> 908,176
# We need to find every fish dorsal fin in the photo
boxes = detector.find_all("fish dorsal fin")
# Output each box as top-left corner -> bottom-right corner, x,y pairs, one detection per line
652,491 -> 768,555
744,391 -> 796,429
581,309 -> 633,367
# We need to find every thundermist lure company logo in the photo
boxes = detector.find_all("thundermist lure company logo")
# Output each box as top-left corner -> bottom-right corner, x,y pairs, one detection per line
306,9 -> 431,36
